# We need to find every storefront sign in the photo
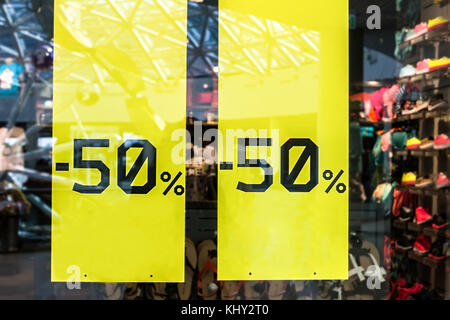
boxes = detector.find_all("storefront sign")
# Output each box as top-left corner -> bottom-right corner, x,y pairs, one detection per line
52,0 -> 187,282
217,0 -> 349,280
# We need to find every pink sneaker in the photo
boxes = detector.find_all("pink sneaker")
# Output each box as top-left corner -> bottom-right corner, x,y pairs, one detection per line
414,22 -> 428,36
436,173 -> 450,189
434,134 -> 450,150
416,59 -> 430,74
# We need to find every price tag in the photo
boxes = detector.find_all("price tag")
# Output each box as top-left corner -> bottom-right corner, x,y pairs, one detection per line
52,0 -> 188,282
217,0 -> 349,280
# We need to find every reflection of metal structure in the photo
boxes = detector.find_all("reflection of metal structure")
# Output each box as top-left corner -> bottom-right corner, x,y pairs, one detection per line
53,1 -> 217,84
54,1 -> 319,86
0,0 -> 51,63
218,9 -> 319,76
188,2 -> 320,77
187,2 -> 218,78
55,0 -> 189,88
0,1 -> 53,239
0,0 -> 53,129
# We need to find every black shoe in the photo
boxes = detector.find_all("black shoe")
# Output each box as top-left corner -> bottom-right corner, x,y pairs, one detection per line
428,240 -> 449,260
398,207 -> 414,222
396,234 -> 415,250
432,213 -> 448,230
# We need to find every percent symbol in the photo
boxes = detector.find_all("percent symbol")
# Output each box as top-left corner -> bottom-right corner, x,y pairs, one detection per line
161,171 -> 185,196
323,170 -> 346,194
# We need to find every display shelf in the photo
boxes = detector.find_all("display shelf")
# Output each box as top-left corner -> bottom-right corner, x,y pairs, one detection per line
391,3 -> 449,298
395,150 -> 409,157
411,149 -> 448,157
395,185 -> 450,196
408,250 -> 426,263
395,109 -> 449,122
421,83 -> 450,92
395,114 -> 412,122
411,149 -> 431,157
398,26 -> 449,50
425,110 -> 450,121
395,246 -> 411,255
422,256 -> 447,268
356,110 -> 448,128
394,112 -> 426,121
408,221 -> 428,233
393,219 -> 408,231
398,67 -> 450,85
395,185 -> 421,194
423,187 -> 450,196
423,226 -> 450,239
394,149 -> 449,158
411,111 -> 426,120
408,187 -> 423,196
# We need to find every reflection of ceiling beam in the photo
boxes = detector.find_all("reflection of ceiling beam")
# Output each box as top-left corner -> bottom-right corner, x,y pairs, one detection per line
220,18 -> 265,75
1,4 -> 25,58
0,1 -> 49,65
19,30 -> 50,44
219,9 -> 320,76
0,44 -> 18,56
50,1 -> 319,83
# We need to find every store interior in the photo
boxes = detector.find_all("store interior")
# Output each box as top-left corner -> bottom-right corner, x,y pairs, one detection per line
0,0 -> 448,300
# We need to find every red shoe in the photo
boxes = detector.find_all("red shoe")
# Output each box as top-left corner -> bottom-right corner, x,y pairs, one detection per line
413,235 -> 431,254
416,59 -> 430,74
414,22 -> 428,36
396,282 -> 424,300
415,207 -> 432,225
434,134 -> 450,150
436,172 -> 450,189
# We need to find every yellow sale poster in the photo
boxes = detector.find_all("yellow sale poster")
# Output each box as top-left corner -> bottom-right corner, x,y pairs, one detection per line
52,0 -> 188,282
217,0 -> 349,280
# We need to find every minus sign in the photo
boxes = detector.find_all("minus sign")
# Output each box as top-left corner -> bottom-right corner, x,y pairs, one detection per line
55,163 -> 69,172
220,162 -> 234,170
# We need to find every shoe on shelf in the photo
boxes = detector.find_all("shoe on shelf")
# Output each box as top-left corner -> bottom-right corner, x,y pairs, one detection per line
415,207 -> 433,225
434,134 -> 450,150
428,16 -> 449,31
402,107 -> 418,115
406,137 -> 421,150
401,172 -> 417,186
419,137 -> 434,150
416,59 -> 430,74
405,22 -> 428,41
428,94 -> 448,111
413,235 -> 432,255
396,234 -> 415,250
436,172 -> 450,189
432,213 -> 448,230
399,65 -> 416,78
401,100 -> 415,115
414,99 -> 430,112
415,177 -> 433,188
429,57 -> 450,71
399,207 -> 414,222
428,240 -> 449,261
